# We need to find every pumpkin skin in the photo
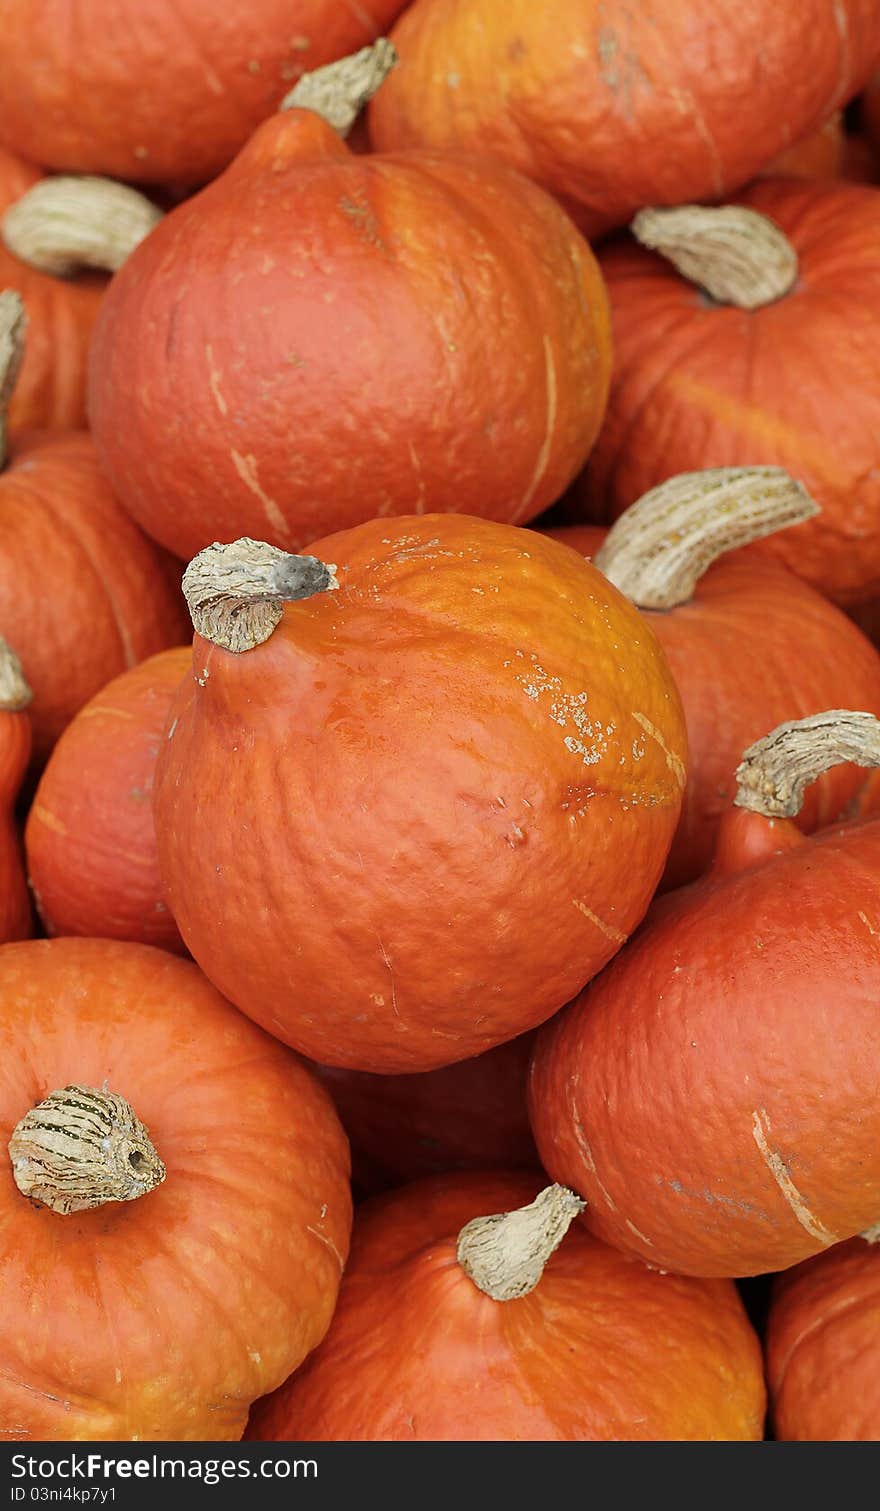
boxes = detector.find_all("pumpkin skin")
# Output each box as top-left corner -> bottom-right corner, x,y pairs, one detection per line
0,432 -> 189,766
759,114 -> 844,179
247,1172 -> 765,1441
547,524 -> 880,887
153,515 -> 687,1073
0,1 -> 409,187
0,148 -> 105,433
367,0 -> 880,239
0,677 -> 32,945
766,1237 -> 880,1440
88,110 -> 612,562
0,937 -> 351,1440
529,813 -> 880,1278
25,647 -> 190,953
314,1032 -> 538,1196
585,177 -> 880,605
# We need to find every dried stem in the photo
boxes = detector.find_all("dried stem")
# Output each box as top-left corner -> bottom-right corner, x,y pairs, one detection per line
2,176 -> 162,276
735,711 -> 880,819
9,1085 -> 166,1215
0,637 -> 31,711
281,38 -> 398,136
631,204 -> 798,310
183,537 -> 339,653
457,1184 -> 585,1302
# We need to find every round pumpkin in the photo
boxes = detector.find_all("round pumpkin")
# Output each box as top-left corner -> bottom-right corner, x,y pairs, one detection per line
25,647 -> 190,952
0,2 -> 409,187
0,936 -> 351,1440
153,518 -> 687,1073
584,179 -> 880,605
0,640 -> 32,944
367,0 -> 880,238
530,710 -> 880,1278
247,1173 -> 765,1441
88,51 -> 612,562
545,469 -> 880,887
766,1235 -> 880,1440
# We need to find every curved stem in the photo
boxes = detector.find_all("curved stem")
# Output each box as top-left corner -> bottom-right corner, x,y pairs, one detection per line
183,537 -> 339,653
2,176 -> 162,277
0,290 -> 26,472
735,711 -> 880,819
8,1085 -> 166,1215
457,1184 -> 585,1302
281,38 -> 398,136
0,637 -> 31,711
631,204 -> 798,310
593,467 -> 818,610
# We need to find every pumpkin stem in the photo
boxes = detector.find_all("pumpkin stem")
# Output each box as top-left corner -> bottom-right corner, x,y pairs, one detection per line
593,466 -> 818,610
457,1183 -> 585,1302
0,637 -> 31,711
735,711 -> 880,819
0,289 -> 26,472
631,204 -> 798,310
8,1084 -> 166,1215
183,537 -> 339,653
862,1222 -> 880,1244
281,38 -> 398,136
1,176 -> 162,277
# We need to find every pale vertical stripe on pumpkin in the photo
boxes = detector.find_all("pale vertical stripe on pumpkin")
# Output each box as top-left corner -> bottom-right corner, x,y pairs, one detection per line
182,537 -> 339,653
631,204 -> 799,310
593,466 -> 819,611
2,176 -> 162,277
0,289 -> 26,471
735,711 -> 880,818
0,637 -> 31,711
457,1184 -> 586,1301
281,38 -> 399,135
8,1084 -> 166,1215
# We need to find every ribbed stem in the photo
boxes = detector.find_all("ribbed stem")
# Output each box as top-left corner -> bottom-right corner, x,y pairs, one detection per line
8,1085 -> 166,1215
0,637 -> 31,711
281,38 -> 398,136
457,1184 -> 585,1302
593,467 -> 818,610
735,711 -> 880,818
0,289 -> 26,471
183,537 -> 339,653
2,176 -> 162,276
631,204 -> 799,310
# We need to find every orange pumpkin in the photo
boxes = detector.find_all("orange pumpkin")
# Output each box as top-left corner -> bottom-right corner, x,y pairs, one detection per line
153,519 -> 686,1072
26,648 -> 189,952
248,1173 -> 765,1440
0,640 -> 32,944
759,114 -> 844,179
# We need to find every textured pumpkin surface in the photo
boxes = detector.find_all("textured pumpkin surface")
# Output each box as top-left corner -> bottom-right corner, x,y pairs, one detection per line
767,1238 -> 880,1440
313,1032 -> 538,1195
368,0 -> 880,238
547,524 -> 880,886
154,515 -> 686,1072
0,0 -> 408,186
0,432 -> 189,766
0,699 -> 31,944
88,111 -> 611,562
0,938 -> 351,1441
0,147 -> 105,433
586,177 -> 880,605
759,114 -> 844,179
530,817 -> 880,1277
247,1172 -> 765,1441
26,648 -> 190,953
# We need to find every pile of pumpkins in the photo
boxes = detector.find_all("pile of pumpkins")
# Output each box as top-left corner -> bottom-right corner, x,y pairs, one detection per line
3,0 -> 880,1443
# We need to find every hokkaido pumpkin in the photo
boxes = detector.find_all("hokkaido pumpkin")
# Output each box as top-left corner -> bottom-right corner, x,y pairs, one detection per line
585,179 -> 880,605
546,469 -> 880,887
248,1173 -> 765,1441
0,2 -> 409,187
0,640 -> 32,944
530,710 -> 880,1278
25,648 -> 190,953
367,1 -> 880,239
88,47 -> 612,562
766,1234 -> 880,1439
153,516 -> 687,1073
0,936 -> 351,1440
0,292 -> 189,765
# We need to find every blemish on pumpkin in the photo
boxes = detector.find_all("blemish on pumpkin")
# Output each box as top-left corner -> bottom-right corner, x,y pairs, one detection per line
632,711 -> 686,788
306,1224 -> 344,1273
205,345 -> 228,416
858,910 -> 878,936
624,1218 -> 654,1246
30,805 -> 67,837
229,451 -> 289,538
572,899 -> 626,944
507,38 -> 527,62
751,1108 -> 837,1245
512,335 -> 557,522
571,1102 -> 617,1210
167,718 -> 178,740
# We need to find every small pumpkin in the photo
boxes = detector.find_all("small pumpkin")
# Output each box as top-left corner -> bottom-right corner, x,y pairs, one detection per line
248,1173 -> 765,1441
546,468 -> 880,887
0,292 -> 189,766
584,180 -> 880,605
0,640 -> 32,944
367,1 -> 880,238
0,936 -> 351,1440
88,46 -> 612,562
25,647 -> 190,953
153,517 -> 686,1073
766,1233 -> 880,1440
530,710 -> 880,1277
